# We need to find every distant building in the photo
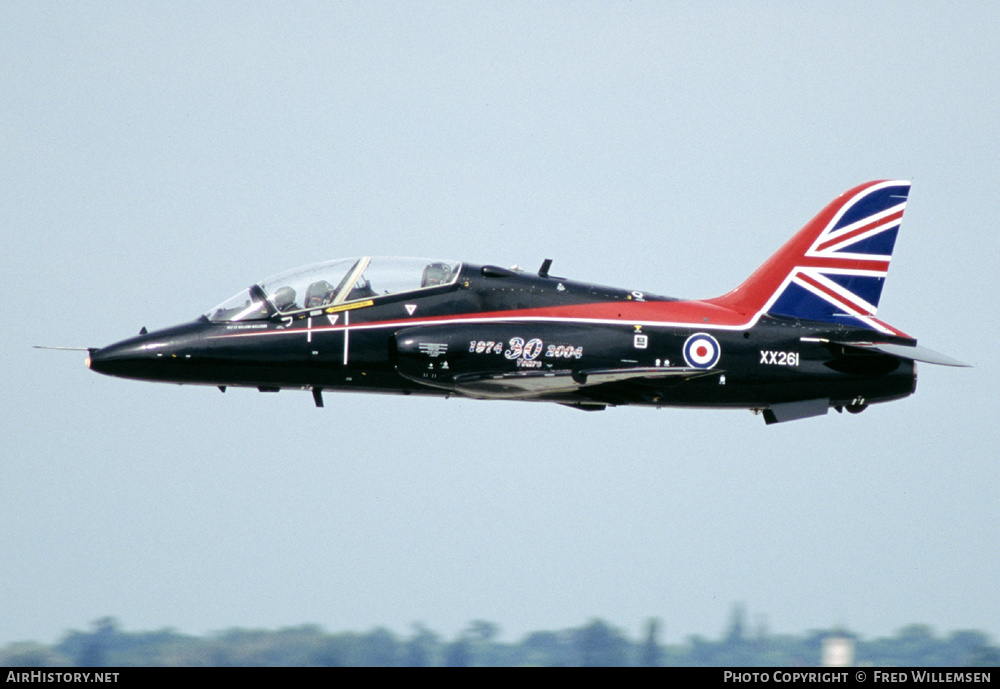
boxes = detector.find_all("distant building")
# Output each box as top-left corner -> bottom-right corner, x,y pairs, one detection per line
822,636 -> 854,667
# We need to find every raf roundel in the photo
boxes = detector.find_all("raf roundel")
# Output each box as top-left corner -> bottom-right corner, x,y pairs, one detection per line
683,332 -> 721,369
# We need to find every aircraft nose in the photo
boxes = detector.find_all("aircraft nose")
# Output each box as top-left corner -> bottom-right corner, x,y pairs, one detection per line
88,330 -> 188,380
89,337 -> 188,382
86,320 -> 208,382
86,339 -> 151,378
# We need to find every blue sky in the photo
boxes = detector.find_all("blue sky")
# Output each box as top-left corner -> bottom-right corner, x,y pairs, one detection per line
2,2 -> 997,646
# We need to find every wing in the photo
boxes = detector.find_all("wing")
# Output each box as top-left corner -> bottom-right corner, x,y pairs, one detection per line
439,366 -> 720,400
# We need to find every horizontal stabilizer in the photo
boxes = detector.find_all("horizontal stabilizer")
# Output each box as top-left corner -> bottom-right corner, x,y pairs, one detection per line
825,340 -> 970,367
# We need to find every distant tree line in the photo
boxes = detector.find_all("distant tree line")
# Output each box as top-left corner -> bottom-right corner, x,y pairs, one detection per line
2,608 -> 997,667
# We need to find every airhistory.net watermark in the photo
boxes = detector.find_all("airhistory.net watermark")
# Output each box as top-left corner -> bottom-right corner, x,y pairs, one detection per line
5,673 -> 119,683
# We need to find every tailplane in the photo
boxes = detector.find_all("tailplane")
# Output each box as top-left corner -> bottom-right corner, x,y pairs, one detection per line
707,180 -> 911,335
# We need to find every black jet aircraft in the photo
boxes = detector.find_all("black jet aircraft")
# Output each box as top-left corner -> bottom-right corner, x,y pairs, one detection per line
82,180 -> 966,424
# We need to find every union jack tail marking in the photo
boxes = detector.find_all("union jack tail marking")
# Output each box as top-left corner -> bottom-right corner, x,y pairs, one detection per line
707,180 -> 911,335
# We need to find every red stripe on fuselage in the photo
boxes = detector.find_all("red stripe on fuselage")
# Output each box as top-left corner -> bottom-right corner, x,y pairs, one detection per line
433,299 -> 750,326
209,298 -> 757,341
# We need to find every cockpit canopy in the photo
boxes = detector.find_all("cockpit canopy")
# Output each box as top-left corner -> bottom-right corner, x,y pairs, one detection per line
205,257 -> 462,323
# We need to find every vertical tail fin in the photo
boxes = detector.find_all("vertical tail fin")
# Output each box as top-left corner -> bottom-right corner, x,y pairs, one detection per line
707,180 -> 911,335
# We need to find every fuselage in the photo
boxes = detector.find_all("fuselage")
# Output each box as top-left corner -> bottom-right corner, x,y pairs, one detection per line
87,261 -> 916,413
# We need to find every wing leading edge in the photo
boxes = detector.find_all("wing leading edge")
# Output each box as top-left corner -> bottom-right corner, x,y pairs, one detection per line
402,366 -> 720,400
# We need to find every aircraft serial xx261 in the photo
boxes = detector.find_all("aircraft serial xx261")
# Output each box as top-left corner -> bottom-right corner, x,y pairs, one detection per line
82,180 -> 966,424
